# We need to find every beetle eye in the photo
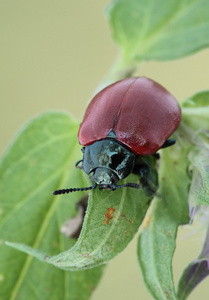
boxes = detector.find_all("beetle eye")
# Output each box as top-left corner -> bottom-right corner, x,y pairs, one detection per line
109,154 -> 125,169
81,147 -> 85,153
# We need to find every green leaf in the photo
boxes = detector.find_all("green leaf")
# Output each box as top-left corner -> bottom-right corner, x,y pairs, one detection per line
1,111 -> 154,300
176,92 -> 209,299
137,91 -> 209,299
107,0 -> 209,64
188,134 -> 209,207
0,112 -> 103,300
181,91 -> 209,207
6,171 -> 152,270
137,132 -> 190,300
181,91 -> 209,131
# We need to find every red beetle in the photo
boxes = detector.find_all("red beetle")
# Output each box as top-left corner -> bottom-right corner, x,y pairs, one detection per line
53,77 -> 181,195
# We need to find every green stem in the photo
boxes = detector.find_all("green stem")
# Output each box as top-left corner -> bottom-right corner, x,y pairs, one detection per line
95,55 -> 142,94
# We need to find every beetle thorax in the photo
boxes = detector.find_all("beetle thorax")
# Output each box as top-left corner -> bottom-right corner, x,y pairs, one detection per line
82,138 -> 136,189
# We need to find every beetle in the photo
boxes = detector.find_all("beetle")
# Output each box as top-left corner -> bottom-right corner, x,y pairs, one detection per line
53,77 -> 181,195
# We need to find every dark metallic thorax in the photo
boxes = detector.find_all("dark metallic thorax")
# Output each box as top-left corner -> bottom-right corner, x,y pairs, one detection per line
83,138 -> 136,180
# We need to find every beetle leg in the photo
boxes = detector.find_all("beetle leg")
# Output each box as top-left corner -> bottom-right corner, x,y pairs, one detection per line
161,139 -> 176,149
152,152 -> 160,159
153,139 -> 176,159
133,156 -> 158,196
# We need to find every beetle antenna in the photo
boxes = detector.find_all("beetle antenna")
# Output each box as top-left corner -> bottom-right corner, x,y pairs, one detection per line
111,183 -> 140,190
53,183 -> 97,195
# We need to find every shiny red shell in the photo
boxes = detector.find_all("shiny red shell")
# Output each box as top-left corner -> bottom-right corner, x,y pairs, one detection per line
78,77 -> 181,155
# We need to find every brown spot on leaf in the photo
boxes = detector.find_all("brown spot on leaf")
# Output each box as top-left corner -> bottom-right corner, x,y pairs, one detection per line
121,213 -> 132,224
144,216 -> 151,229
103,207 -> 116,224
83,254 -> 90,258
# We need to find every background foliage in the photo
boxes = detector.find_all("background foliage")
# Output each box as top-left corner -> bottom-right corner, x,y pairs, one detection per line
1,0 -> 209,299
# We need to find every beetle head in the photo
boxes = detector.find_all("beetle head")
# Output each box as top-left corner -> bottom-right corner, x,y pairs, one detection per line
53,138 -> 140,195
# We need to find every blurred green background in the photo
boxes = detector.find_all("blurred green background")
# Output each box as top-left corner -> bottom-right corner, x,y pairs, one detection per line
1,1 -> 209,299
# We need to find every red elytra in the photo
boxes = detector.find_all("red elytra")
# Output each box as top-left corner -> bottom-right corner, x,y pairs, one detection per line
78,77 -> 181,156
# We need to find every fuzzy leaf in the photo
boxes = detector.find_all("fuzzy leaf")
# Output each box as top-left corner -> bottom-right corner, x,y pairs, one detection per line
188,139 -> 209,207
182,91 -> 209,207
0,112 -> 103,300
182,91 -> 209,131
177,226 -> 209,300
137,131 -> 190,300
6,171 -> 152,270
137,91 -> 209,300
107,0 -> 209,63
2,111 -> 154,300
176,92 -> 209,299
177,260 -> 209,300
